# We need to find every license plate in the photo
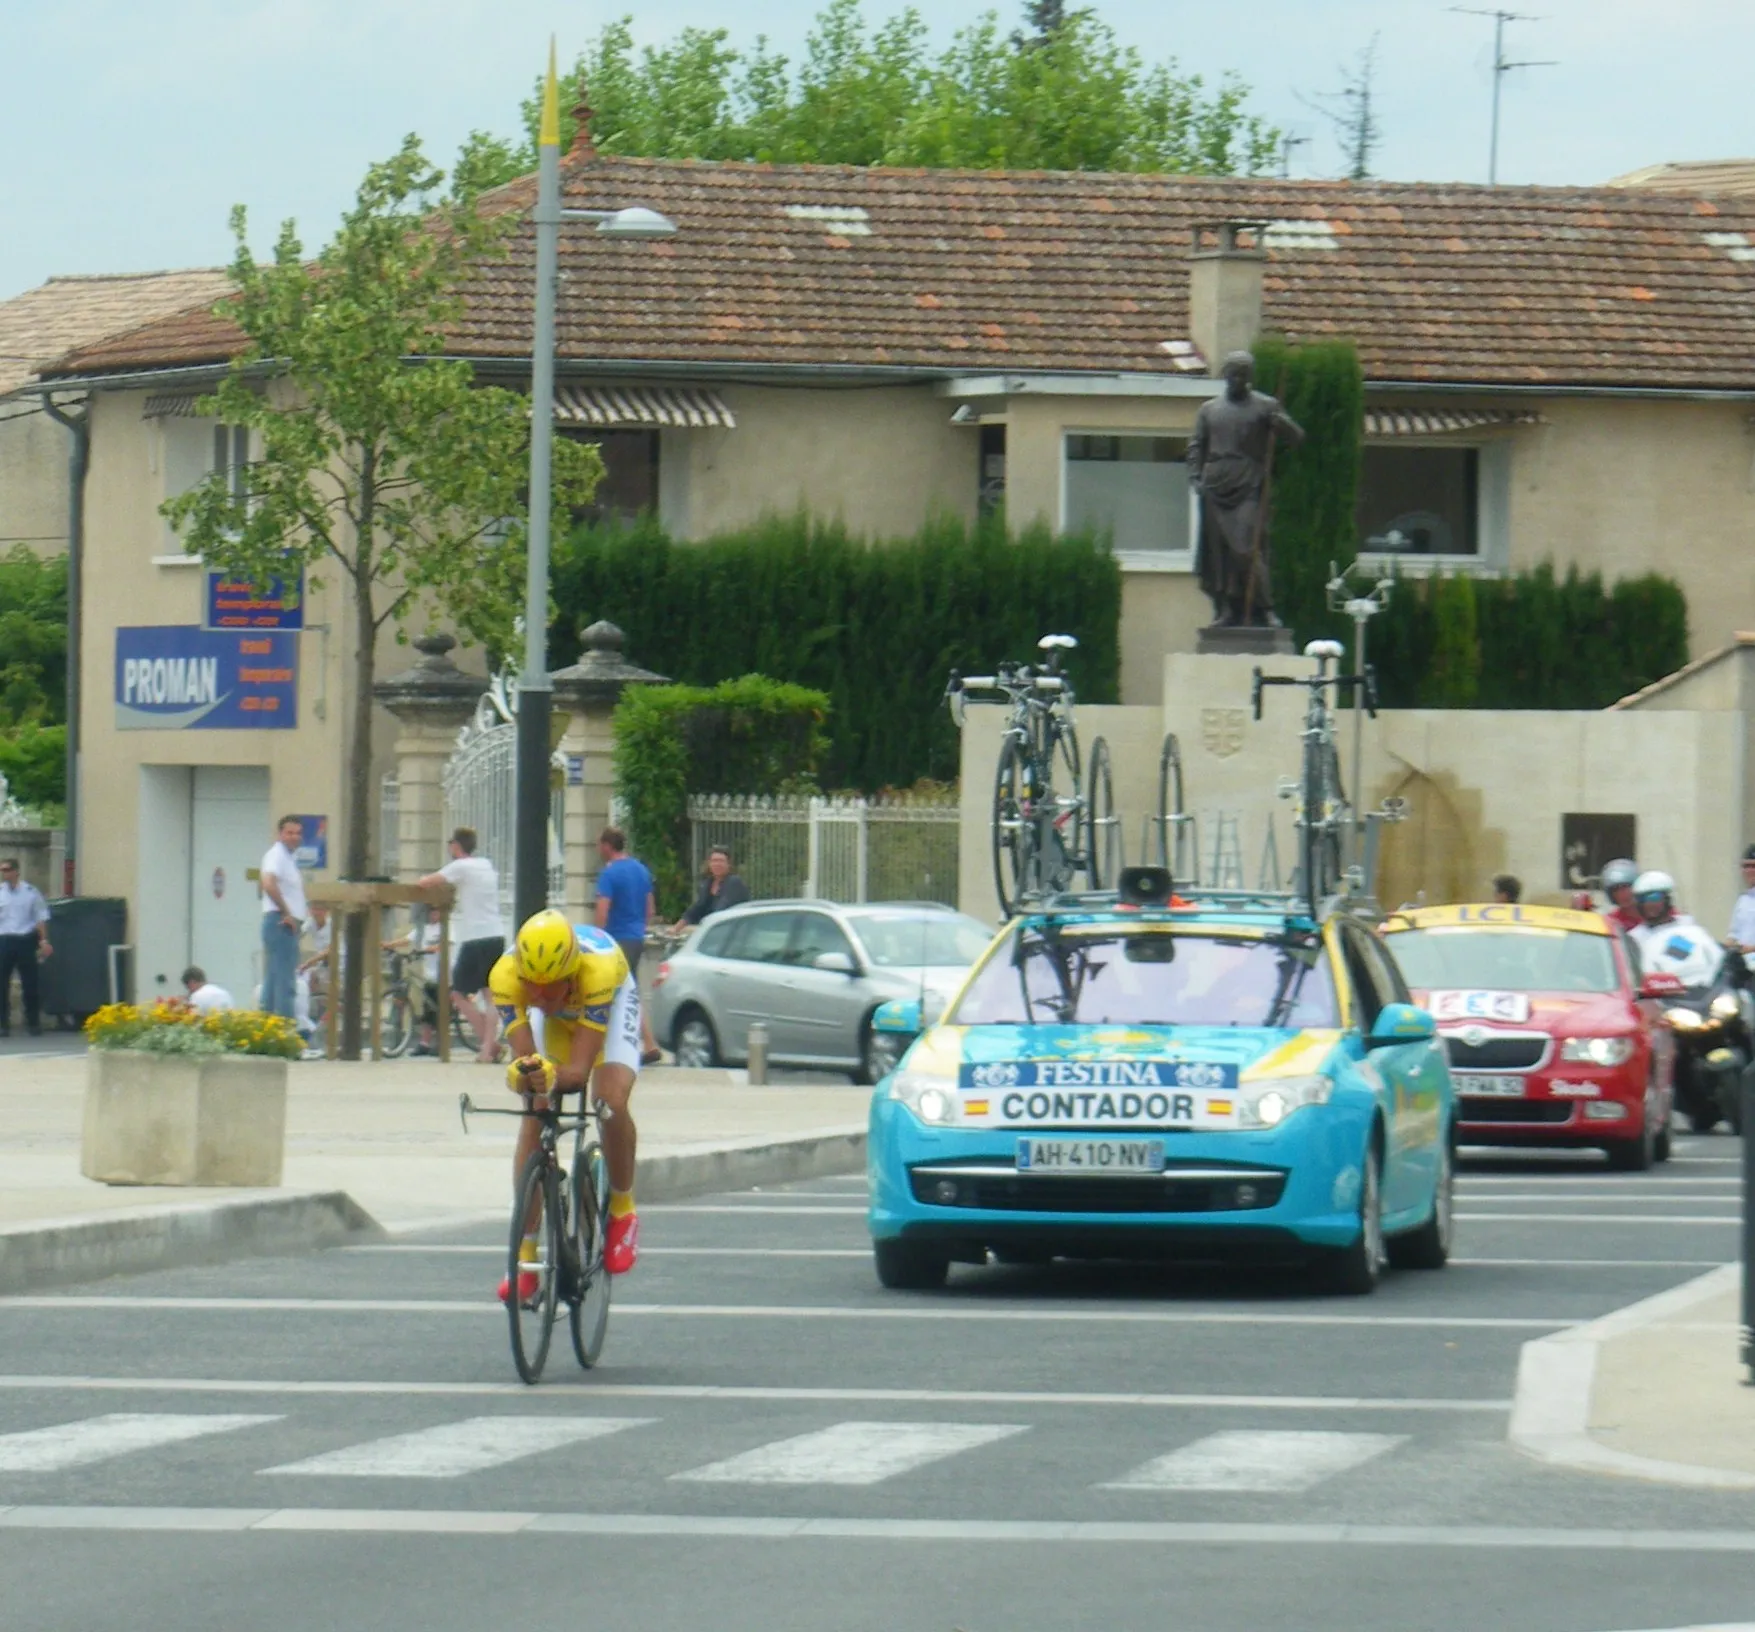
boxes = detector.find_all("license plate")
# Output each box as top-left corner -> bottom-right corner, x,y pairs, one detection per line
1453,1074 -> 1526,1097
1016,1138 -> 1166,1174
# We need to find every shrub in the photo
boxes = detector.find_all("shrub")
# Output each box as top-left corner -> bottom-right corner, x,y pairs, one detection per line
0,721 -> 65,812
614,676 -> 830,914
555,512 -> 1121,790
84,1001 -> 304,1059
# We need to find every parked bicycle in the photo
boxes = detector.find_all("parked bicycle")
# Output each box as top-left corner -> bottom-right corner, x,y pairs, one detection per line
948,634 -> 1118,915
1252,639 -> 1376,913
459,1089 -> 612,1383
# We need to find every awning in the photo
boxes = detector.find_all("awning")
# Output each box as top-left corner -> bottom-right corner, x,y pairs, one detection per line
143,392 -> 203,418
1364,407 -> 1543,437
554,385 -> 736,430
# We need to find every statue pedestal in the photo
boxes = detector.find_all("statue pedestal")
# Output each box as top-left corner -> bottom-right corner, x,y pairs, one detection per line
1196,624 -> 1296,657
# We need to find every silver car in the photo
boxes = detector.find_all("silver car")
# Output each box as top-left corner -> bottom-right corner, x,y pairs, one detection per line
650,900 -> 994,1082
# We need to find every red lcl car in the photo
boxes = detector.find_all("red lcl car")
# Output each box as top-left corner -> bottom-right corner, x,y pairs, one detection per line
1379,903 -> 1674,1170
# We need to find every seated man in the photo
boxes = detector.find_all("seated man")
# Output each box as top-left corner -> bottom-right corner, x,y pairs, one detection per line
180,966 -> 233,1015
489,910 -> 644,1303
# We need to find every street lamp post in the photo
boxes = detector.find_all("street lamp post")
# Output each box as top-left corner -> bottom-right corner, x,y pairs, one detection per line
514,46 -> 677,931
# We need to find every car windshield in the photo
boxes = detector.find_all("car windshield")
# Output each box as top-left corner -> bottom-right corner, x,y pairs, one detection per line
850,912 -> 994,969
950,928 -> 1340,1028
1386,927 -> 1618,994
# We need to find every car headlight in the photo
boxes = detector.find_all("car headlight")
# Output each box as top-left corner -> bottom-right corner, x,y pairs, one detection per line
1237,1074 -> 1333,1129
1560,1036 -> 1635,1066
887,1070 -> 959,1125
1665,1007 -> 1706,1031
1711,992 -> 1741,1021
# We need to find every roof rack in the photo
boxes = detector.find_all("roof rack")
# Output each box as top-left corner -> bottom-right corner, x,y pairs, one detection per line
1018,884 -> 1381,924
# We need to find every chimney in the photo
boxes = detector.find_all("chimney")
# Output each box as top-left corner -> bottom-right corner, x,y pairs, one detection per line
1188,221 -> 1266,373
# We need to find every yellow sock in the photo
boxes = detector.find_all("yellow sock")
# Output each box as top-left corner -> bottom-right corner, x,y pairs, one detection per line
609,1190 -> 635,1219
518,1234 -> 539,1263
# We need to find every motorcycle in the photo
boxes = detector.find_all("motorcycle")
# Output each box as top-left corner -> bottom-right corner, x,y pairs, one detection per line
1645,954 -> 1754,1134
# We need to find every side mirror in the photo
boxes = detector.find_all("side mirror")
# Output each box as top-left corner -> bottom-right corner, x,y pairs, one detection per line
1368,1002 -> 1436,1048
1638,972 -> 1686,1000
873,999 -> 923,1035
813,951 -> 858,976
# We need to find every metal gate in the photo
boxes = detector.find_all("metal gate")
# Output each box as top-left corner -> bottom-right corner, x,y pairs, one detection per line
442,678 -> 565,926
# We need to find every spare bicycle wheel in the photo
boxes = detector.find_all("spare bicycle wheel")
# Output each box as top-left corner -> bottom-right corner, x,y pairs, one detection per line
1085,737 -> 1119,890
1157,734 -> 1186,878
569,1140 -> 612,1370
507,1153 -> 559,1385
991,736 -> 1028,915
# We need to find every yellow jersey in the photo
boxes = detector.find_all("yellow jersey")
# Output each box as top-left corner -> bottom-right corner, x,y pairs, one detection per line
489,924 -> 629,1061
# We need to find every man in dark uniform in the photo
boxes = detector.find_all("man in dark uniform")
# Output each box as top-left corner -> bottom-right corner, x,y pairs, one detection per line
1186,351 -> 1305,627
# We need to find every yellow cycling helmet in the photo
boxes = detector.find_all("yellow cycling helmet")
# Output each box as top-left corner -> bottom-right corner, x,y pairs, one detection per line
515,909 -> 582,983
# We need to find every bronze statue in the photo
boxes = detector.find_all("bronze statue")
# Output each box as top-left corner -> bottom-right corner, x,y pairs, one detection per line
1186,351 -> 1305,627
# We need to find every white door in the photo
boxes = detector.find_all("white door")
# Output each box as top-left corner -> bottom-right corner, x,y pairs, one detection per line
188,767 -> 270,1003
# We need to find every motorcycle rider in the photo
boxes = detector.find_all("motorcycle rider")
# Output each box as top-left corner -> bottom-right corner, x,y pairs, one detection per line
1627,870 -> 1723,987
1601,858 -> 1642,933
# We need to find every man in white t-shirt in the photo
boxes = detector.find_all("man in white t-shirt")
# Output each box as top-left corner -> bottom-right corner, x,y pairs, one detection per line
417,826 -> 505,1064
181,966 -> 234,1014
259,815 -> 307,1020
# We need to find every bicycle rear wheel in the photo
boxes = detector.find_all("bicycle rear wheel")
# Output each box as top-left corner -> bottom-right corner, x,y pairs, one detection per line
1157,734 -> 1186,877
378,987 -> 412,1059
1300,736 -> 1346,906
507,1153 -> 560,1384
1084,737 -> 1118,890
991,736 -> 1028,916
569,1139 -> 612,1369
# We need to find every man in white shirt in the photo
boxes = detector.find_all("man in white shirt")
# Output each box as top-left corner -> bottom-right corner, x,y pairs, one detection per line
417,827 -> 505,1064
1727,846 -> 1755,954
181,966 -> 234,1014
0,856 -> 52,1038
259,815 -> 307,1020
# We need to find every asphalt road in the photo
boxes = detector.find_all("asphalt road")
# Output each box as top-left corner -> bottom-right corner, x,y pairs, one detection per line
1,1134 -> 1750,1632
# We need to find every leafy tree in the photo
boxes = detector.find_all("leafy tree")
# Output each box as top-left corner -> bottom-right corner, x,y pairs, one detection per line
165,137 -> 600,1056
0,546 -> 67,730
452,1 -> 1279,193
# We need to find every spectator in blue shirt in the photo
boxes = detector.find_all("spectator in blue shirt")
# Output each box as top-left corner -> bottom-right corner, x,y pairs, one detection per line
594,826 -> 661,1063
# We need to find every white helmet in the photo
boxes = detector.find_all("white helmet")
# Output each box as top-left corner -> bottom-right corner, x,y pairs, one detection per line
1632,870 -> 1675,900
1600,858 -> 1639,892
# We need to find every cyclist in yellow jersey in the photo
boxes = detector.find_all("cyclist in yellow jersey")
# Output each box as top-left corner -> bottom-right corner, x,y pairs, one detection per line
489,910 -> 644,1301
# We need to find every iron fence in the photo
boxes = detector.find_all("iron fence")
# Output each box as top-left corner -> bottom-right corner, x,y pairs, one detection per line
687,793 -> 960,906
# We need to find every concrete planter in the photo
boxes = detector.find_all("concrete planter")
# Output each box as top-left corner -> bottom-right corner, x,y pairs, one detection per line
80,1050 -> 288,1187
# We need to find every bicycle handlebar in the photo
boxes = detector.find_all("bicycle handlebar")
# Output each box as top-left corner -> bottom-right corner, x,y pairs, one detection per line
1251,665 -> 1378,721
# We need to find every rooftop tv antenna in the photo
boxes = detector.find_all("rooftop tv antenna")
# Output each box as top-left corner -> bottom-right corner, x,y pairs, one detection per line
1450,8 -> 1557,183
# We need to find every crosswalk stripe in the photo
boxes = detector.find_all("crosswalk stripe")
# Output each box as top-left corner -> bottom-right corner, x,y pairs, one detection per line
673,1421 -> 1026,1486
261,1416 -> 650,1478
1103,1430 -> 1405,1494
0,1413 -> 280,1473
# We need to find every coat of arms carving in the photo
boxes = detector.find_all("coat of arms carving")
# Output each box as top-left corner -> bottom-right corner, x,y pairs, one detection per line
1200,706 -> 1246,758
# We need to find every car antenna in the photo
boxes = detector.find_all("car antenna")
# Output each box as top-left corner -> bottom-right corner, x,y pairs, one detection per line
918,871 -> 931,1018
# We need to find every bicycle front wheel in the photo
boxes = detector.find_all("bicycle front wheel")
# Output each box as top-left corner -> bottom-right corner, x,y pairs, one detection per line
1300,737 -> 1345,906
569,1139 -> 612,1370
507,1152 -> 560,1384
1084,736 -> 1117,890
377,987 -> 412,1059
992,736 -> 1028,915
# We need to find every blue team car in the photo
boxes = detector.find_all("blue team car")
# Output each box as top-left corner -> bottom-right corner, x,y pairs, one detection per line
866,872 -> 1456,1295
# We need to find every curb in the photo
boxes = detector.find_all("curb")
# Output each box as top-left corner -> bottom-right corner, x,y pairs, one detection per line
0,1191 -> 387,1296
1509,1263 -> 1751,1488
637,1128 -> 866,1204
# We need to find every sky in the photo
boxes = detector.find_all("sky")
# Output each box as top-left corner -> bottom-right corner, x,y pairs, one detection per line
2,0 -> 1751,301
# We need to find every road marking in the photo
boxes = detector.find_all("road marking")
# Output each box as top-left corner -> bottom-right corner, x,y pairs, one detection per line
2,1506 -> 1755,1550
0,1296 -> 1578,1329
1450,1194 -> 1738,1206
1460,1207 -> 1733,1221
0,1413 -> 280,1473
1454,1258 -> 1723,1269
260,1416 -> 652,1479
646,1206 -> 866,1216
0,1376 -> 1511,1411
673,1421 -> 1026,1486
341,1246 -> 870,1259
1103,1430 -> 1405,1493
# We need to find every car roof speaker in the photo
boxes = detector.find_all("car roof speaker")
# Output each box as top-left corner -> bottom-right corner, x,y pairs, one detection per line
1118,865 -> 1175,908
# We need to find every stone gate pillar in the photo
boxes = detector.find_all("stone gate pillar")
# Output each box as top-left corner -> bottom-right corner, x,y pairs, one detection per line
551,621 -> 668,920
372,634 -> 488,881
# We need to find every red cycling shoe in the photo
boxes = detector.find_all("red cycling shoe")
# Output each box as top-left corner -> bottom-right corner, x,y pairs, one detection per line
604,1212 -> 640,1276
497,1265 -> 541,1305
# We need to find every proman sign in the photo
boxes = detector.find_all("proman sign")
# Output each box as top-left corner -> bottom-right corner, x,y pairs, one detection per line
114,626 -> 298,730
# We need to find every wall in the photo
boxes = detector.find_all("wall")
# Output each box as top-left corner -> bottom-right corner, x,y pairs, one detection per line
0,407 -> 69,554
0,828 -> 65,895
664,384 -> 979,540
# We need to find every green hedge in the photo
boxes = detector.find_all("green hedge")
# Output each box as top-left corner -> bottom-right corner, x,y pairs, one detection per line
555,513 -> 1121,791
1369,565 -> 1689,709
613,676 -> 830,915
0,721 -> 64,812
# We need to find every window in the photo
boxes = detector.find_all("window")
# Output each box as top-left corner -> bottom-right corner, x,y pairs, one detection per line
718,911 -> 797,965
1062,433 -> 1193,567
787,912 -> 854,966
978,424 -> 1006,519
1356,442 -> 1510,566
565,429 -> 658,523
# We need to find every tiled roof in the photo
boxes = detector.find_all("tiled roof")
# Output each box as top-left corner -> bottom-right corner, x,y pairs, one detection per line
0,268 -> 230,395
42,159 -> 1755,390
1608,159 -> 1755,199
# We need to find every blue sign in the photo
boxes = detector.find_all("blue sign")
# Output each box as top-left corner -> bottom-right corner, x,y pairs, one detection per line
958,1059 -> 1238,1091
204,569 -> 304,631
292,815 -> 328,870
114,626 -> 298,730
